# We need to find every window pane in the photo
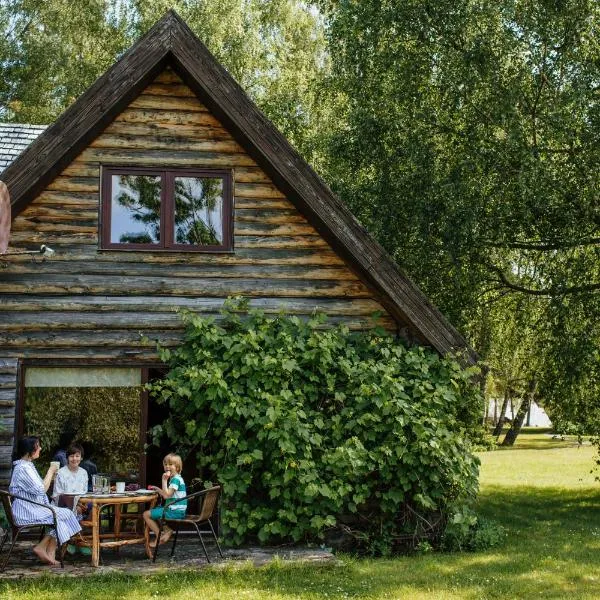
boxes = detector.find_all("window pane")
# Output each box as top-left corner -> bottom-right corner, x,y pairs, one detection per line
111,174 -> 161,244
23,385 -> 141,482
173,176 -> 223,245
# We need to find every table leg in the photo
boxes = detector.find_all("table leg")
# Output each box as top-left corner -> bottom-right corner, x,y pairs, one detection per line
91,503 -> 100,567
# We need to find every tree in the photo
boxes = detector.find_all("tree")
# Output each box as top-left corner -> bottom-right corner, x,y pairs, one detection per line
0,0 -> 327,157
317,0 -> 600,443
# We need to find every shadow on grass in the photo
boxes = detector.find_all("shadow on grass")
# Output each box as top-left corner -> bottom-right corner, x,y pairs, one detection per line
2,488 -> 599,600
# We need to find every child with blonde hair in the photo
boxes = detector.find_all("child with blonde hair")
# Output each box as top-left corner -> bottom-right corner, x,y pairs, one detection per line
143,453 -> 187,547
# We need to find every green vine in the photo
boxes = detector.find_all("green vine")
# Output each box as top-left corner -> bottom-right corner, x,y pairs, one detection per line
148,298 -> 483,553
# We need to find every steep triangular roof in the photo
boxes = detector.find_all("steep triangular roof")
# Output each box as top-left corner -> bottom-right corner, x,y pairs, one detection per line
1,10 -> 476,362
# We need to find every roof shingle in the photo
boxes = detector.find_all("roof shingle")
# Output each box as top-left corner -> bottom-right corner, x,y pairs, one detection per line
0,123 -> 46,173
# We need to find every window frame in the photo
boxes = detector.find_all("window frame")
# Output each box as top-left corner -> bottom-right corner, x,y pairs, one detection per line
100,166 -> 234,252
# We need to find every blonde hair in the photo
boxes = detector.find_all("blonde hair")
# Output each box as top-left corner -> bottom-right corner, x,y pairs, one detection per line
163,453 -> 183,473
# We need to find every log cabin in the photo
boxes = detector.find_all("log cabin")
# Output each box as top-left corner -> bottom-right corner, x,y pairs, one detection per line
0,11 -> 474,486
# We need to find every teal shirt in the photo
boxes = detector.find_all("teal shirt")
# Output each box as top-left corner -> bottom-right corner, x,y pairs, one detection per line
165,474 -> 187,514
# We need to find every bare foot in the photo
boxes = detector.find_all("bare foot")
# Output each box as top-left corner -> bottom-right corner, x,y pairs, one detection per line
32,545 -> 54,565
161,528 -> 173,544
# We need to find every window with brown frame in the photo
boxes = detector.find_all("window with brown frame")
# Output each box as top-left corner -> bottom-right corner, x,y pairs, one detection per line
101,167 -> 233,251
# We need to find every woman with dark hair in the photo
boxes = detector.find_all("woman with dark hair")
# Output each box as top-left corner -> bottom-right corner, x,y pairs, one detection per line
9,436 -> 82,566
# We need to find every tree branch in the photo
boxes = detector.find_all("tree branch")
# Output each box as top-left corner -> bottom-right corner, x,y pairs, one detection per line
483,237 -> 600,251
487,265 -> 600,296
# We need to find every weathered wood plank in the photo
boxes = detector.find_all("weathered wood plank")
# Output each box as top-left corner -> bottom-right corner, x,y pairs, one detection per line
11,221 -> 97,234
0,310 -> 393,331
142,82 -> 197,97
234,222 -> 316,236
0,295 -> 385,315
7,231 -> 328,248
89,134 -> 244,154
2,246 -> 345,266
0,274 -> 371,297
129,94 -> 208,111
0,389 -> 16,402
47,177 -> 98,193
0,261 -> 359,281
114,108 -> 222,128
76,147 -> 258,167
103,121 -> 230,141
234,182 -> 285,199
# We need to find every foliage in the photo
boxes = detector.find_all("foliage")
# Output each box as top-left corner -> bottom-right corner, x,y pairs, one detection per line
148,299 -> 483,551
23,386 -> 141,473
317,0 -> 600,446
0,0 -> 327,158
442,506 -> 506,552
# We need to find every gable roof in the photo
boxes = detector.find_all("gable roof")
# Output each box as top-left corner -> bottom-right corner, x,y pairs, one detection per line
0,124 -> 46,173
1,10 -> 476,363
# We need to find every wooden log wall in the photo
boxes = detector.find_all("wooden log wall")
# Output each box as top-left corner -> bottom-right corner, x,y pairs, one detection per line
0,359 -> 18,484
0,68 -> 404,477
3,67 -> 401,362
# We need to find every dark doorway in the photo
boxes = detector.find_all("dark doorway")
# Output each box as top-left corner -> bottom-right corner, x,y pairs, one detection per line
145,367 -> 170,487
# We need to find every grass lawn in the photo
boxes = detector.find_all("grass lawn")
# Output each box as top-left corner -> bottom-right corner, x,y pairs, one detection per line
2,430 -> 599,599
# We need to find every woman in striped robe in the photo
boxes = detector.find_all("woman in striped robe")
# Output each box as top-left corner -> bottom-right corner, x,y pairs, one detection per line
9,436 -> 82,566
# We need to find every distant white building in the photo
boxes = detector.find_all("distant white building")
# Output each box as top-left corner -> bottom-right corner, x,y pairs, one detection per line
487,398 -> 552,427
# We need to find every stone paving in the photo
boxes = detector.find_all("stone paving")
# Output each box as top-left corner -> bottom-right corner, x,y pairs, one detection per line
0,537 -> 336,579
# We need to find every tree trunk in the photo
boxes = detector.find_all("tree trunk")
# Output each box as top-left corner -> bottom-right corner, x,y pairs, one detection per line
492,388 -> 511,437
502,377 -> 537,446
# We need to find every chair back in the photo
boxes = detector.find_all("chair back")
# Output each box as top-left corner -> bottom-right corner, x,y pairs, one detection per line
0,491 -> 16,532
198,486 -> 221,521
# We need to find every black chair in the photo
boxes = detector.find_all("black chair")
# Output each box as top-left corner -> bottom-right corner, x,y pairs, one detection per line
152,485 -> 223,563
0,489 -> 65,571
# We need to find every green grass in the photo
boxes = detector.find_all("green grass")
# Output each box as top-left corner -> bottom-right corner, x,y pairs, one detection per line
2,430 -> 599,599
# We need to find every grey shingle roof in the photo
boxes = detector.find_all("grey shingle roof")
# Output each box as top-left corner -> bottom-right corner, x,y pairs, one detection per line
0,123 -> 46,174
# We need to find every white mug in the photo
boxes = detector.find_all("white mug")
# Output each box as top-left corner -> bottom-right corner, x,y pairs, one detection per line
115,481 -> 126,493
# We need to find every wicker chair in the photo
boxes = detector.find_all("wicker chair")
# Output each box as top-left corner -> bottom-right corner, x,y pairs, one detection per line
152,485 -> 223,563
0,489 -> 65,571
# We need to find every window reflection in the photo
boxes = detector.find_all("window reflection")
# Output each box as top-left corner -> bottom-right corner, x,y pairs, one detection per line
173,177 -> 223,245
111,174 -> 161,244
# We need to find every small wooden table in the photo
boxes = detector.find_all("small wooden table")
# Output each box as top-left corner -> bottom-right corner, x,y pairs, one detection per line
76,492 -> 158,567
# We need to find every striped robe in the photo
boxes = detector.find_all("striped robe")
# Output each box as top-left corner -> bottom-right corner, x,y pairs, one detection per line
9,460 -> 81,544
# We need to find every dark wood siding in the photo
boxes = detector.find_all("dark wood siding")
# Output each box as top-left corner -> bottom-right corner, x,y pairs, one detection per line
3,68 -> 400,363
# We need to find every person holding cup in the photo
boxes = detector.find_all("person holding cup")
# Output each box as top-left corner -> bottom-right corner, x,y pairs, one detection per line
53,444 -> 88,512
9,436 -> 81,566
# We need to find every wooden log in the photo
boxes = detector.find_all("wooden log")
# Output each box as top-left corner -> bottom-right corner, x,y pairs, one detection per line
10,221 -> 97,234
129,94 -> 208,112
61,164 -> 100,178
141,83 -> 197,97
89,134 -> 244,154
46,177 -> 98,193
13,206 -> 98,221
26,191 -> 98,206
1,246 -> 346,266
234,210 -> 308,225
103,121 -> 230,141
6,232 -> 97,244
235,198 -> 295,210
152,69 -> 184,84
0,261 -> 360,281
114,108 -> 222,128
0,330 -> 183,347
0,274 -> 371,297
0,312 -> 395,333
0,390 -> 16,403
76,147 -> 258,167
234,182 -> 285,199
0,295 -> 386,315
7,231 -> 330,248
235,235 -> 328,249
234,222 -> 316,236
